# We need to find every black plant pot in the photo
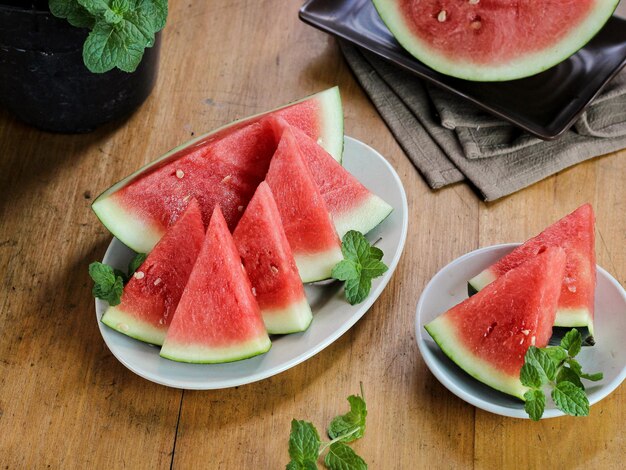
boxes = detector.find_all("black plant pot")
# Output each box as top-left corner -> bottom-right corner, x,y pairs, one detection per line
0,2 -> 160,133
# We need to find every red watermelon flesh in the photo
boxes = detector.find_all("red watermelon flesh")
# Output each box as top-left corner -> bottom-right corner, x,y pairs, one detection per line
92,87 -> 344,254
469,204 -> 596,334
233,182 -> 313,334
373,0 -> 619,81
101,199 -> 205,346
426,247 -> 567,400
265,127 -> 343,283
160,206 -> 271,363
269,118 -> 393,238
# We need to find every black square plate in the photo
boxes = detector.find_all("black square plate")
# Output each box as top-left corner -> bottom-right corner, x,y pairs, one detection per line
300,0 -> 626,140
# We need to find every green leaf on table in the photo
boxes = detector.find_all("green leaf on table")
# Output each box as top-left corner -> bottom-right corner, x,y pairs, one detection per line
89,261 -> 124,306
544,346 -> 568,364
556,366 -> 584,390
332,231 -> 388,305
523,389 -> 546,422
286,461 -> 318,470
520,363 -> 543,389
49,0 -> 95,28
560,329 -> 582,357
524,346 -> 556,382
324,442 -> 367,470
552,381 -> 589,417
580,371 -> 603,382
567,358 -> 583,376
328,394 -> 367,443
288,420 -> 320,468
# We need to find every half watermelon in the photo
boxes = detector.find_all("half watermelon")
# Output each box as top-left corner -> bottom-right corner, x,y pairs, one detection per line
270,118 -> 393,238
101,199 -> 205,346
92,87 -> 344,253
426,247 -> 567,400
160,206 -> 271,363
468,204 -> 596,338
373,0 -> 620,81
265,127 -> 343,283
233,182 -> 313,334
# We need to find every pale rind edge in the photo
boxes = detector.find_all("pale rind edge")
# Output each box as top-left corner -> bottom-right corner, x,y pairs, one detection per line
295,245 -> 344,283
262,297 -> 313,334
372,0 -> 621,82
468,269 -> 497,292
101,305 -> 167,346
333,193 -> 393,240
160,334 -> 272,364
424,315 -> 528,400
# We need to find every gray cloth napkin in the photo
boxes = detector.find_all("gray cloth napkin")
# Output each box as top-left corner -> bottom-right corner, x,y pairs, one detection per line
340,41 -> 626,201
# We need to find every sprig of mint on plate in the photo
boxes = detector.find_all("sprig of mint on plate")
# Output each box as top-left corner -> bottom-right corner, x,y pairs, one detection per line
89,252 -> 146,305
287,384 -> 367,469
48,0 -> 168,73
520,329 -> 603,421
332,231 -> 388,305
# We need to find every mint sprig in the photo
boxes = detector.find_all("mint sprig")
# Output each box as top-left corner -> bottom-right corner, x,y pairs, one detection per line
332,231 -> 388,305
89,252 -> 146,305
49,0 -> 168,73
520,329 -> 602,420
287,386 -> 368,469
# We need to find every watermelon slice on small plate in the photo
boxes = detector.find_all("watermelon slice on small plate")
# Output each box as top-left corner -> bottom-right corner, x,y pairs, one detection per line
416,243 -> 626,419
94,136 -> 408,389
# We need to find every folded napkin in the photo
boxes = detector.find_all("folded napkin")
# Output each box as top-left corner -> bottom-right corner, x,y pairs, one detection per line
340,41 -> 626,201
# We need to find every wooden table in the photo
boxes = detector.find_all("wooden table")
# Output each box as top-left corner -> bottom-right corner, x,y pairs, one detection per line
1,1 -> 624,468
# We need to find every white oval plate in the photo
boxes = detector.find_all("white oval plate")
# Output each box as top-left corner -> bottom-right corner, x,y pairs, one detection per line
416,243 -> 626,419
96,136 -> 408,389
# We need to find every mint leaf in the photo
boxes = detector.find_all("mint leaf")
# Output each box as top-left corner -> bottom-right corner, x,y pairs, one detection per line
567,358 -> 583,376
83,20 -> 147,73
524,347 -> 556,382
519,363 -> 543,389
328,395 -> 367,443
128,253 -> 147,278
324,442 -> 367,470
580,371 -> 603,382
288,420 -> 320,467
89,261 -> 124,306
49,0 -> 95,28
556,366 -> 584,390
544,346 -> 568,364
332,231 -> 388,305
286,462 -> 317,470
552,381 -> 589,416
523,389 -> 546,421
560,329 -> 582,356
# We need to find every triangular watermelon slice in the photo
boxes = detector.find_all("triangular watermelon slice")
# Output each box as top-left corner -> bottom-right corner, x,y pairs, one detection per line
101,199 -> 205,346
468,204 -> 596,337
426,247 -> 567,400
233,182 -> 313,334
160,206 -> 271,363
265,127 -> 343,283
92,87 -> 344,253
269,117 -> 393,238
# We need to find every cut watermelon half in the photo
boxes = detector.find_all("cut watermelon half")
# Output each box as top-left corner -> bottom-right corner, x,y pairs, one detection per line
426,247 -> 567,400
265,127 -> 343,283
372,0 -> 620,81
160,206 -> 271,363
92,87 -> 344,253
270,118 -> 393,238
101,199 -> 205,346
233,182 -> 313,334
468,204 -> 596,337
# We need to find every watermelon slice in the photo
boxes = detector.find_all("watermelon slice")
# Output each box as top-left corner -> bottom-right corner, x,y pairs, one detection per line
160,206 -> 271,363
372,0 -> 620,81
233,182 -> 313,334
92,87 -> 344,253
101,199 -> 205,345
426,247 -> 567,400
468,204 -> 596,337
270,118 -> 393,238
265,127 -> 343,283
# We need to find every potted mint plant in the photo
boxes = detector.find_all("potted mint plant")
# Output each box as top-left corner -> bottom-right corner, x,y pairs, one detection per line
0,0 -> 167,132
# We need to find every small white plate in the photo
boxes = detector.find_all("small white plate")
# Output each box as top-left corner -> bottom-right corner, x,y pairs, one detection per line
416,243 -> 626,419
96,136 -> 408,389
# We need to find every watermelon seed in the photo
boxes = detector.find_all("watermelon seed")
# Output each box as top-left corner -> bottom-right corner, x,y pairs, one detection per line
238,205 -> 244,212
270,265 -> 279,274
251,287 -> 257,296
484,322 -> 497,337
176,169 -> 185,179
469,0 -> 480,5
437,10 -> 447,22
154,278 -> 162,286
531,336 -> 536,345
470,20 -> 482,30
222,175 -> 232,184
134,271 -> 145,280
317,137 -> 323,145
519,338 -> 524,345
117,323 -> 129,332
522,329 -> 530,336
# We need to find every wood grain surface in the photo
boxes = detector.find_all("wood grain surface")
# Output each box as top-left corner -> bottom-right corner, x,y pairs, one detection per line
0,1 -> 624,468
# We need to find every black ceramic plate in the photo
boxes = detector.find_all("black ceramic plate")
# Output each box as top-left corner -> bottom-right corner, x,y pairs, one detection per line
299,0 -> 626,140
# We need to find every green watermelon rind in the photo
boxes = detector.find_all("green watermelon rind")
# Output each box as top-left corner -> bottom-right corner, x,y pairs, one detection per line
91,87 -> 344,254
101,305 -> 167,346
262,297 -> 314,335
295,246 -> 344,284
159,335 -> 272,364
425,316 -> 528,401
372,0 -> 620,81
333,193 -> 393,240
